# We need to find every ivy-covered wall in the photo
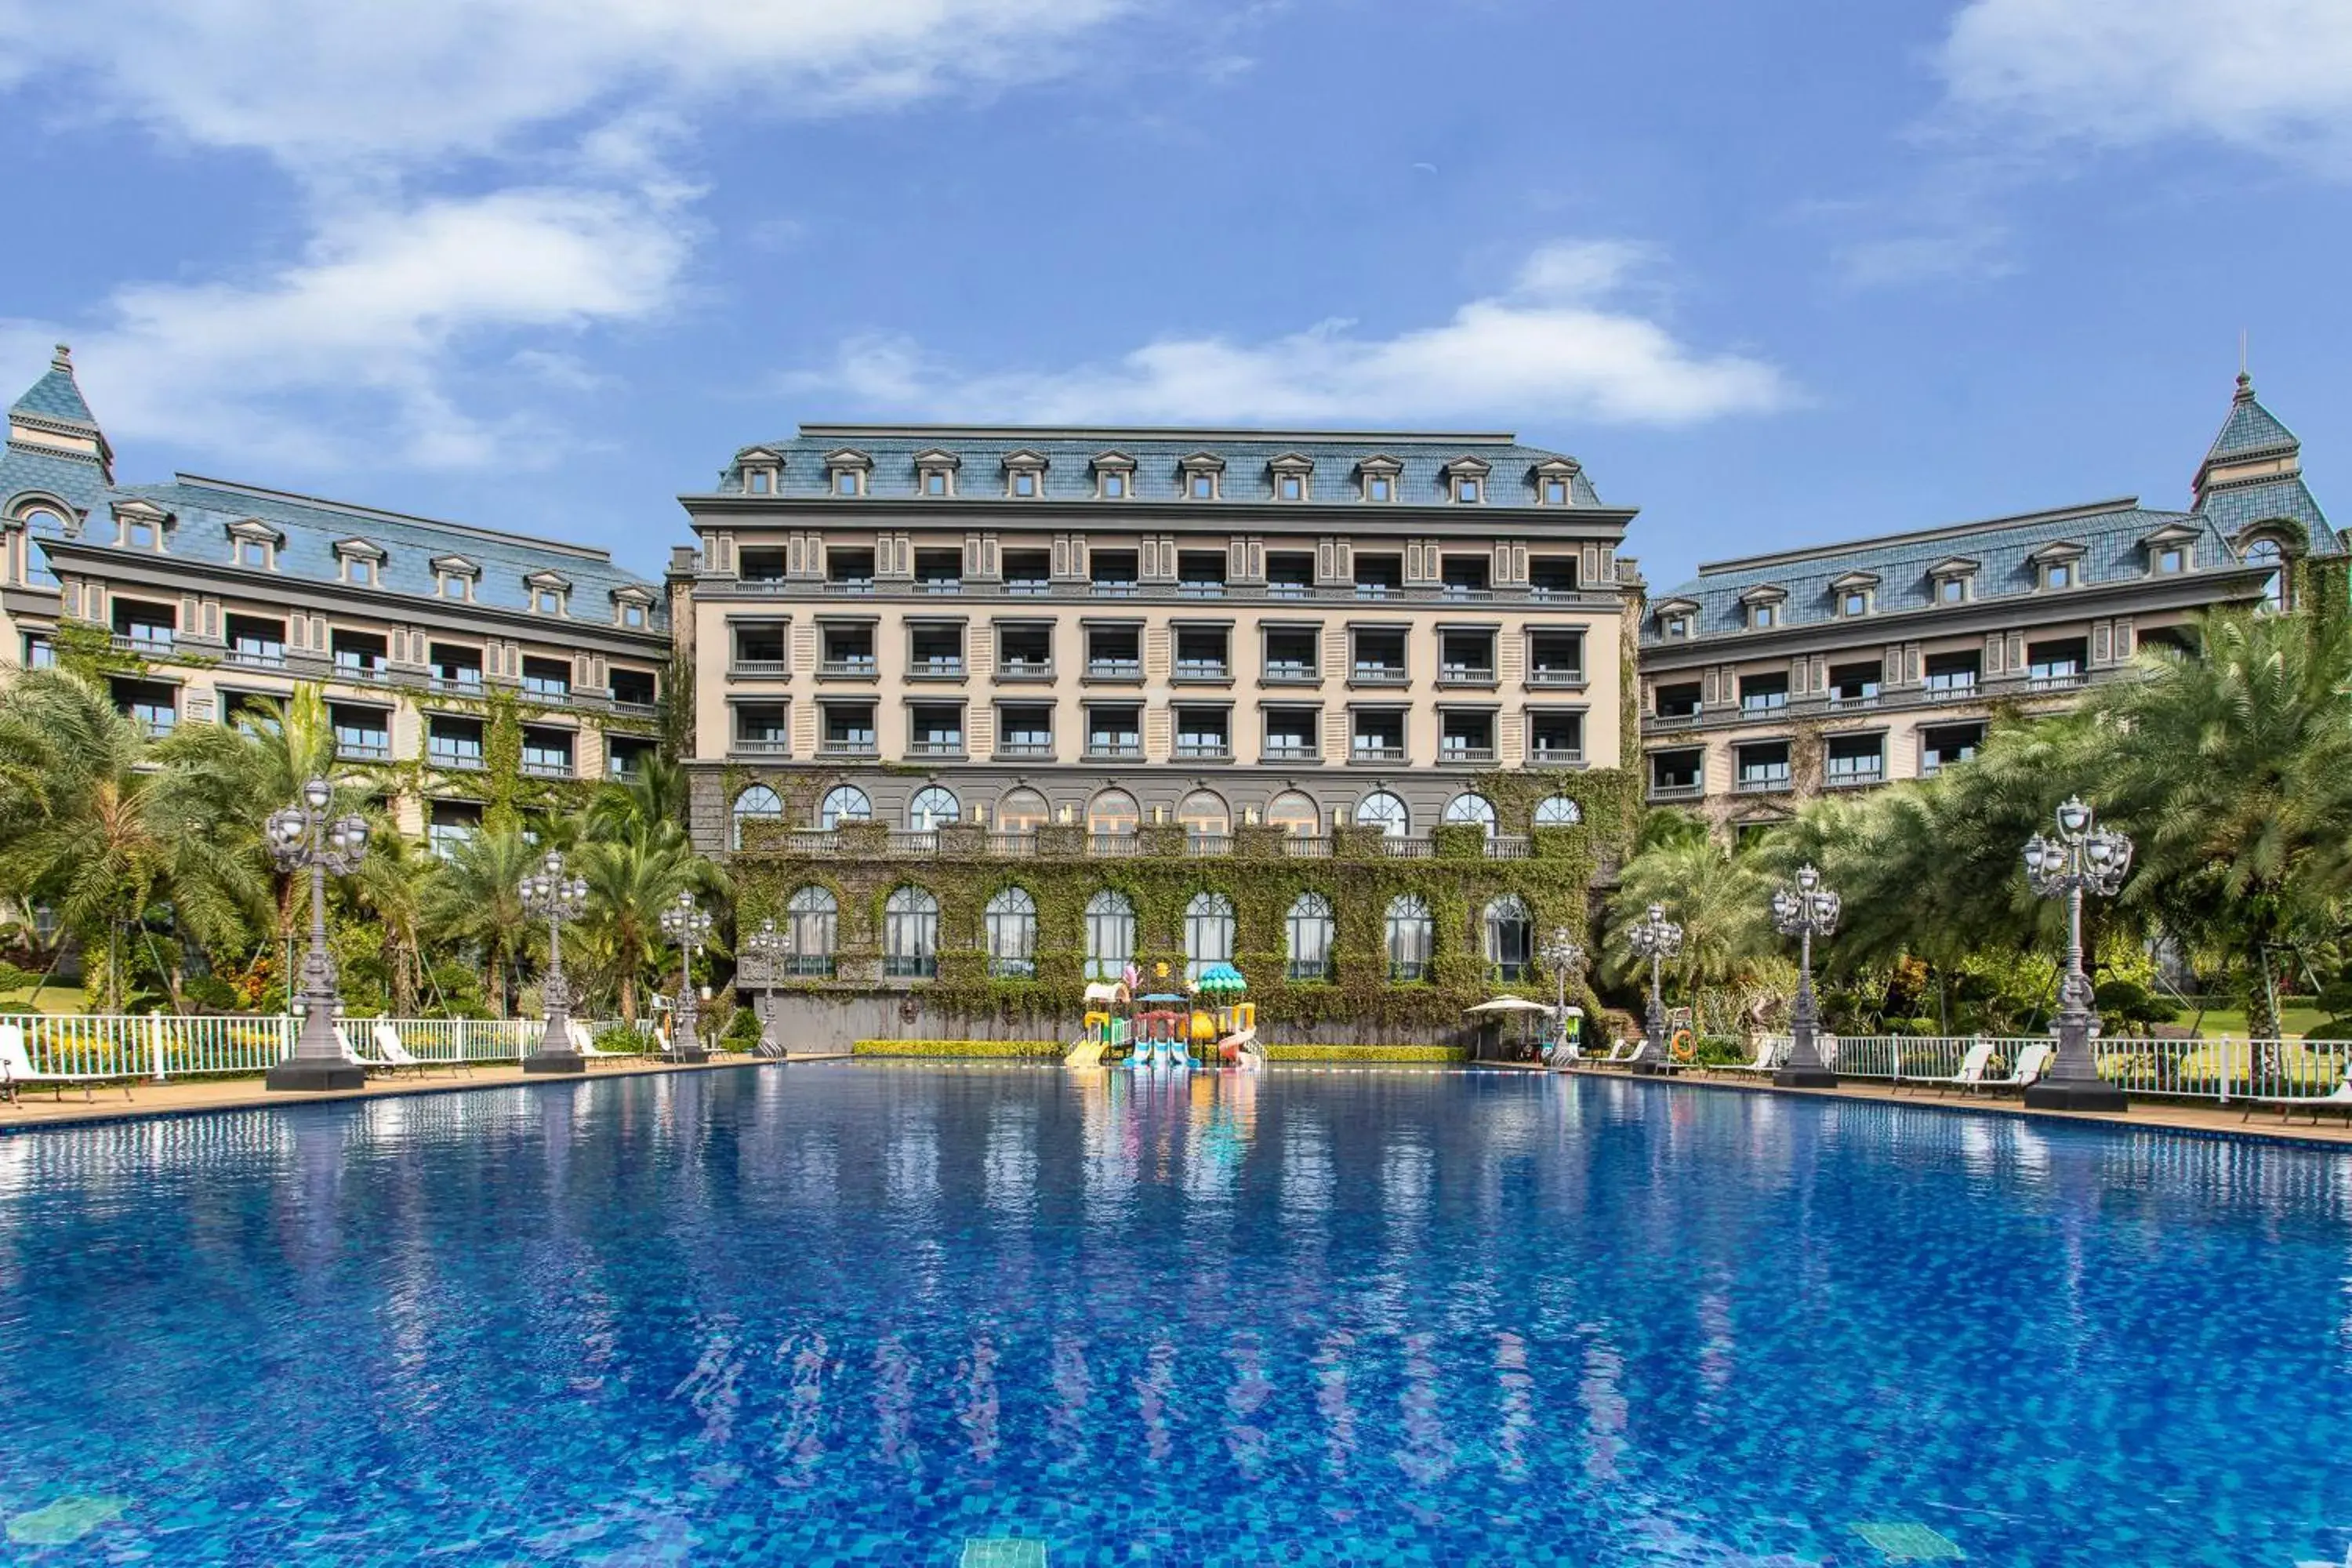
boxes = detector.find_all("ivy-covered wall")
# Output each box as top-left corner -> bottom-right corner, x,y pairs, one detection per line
731,767 -> 1637,1036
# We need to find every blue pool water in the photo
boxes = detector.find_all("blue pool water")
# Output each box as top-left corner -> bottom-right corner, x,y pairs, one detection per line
2,1065 -> 2350,1566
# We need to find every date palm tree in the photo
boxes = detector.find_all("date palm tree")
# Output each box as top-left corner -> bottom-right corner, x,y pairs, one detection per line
421,829 -> 541,1017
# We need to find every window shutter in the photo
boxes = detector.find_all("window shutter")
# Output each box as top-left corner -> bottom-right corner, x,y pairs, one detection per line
1986,633 -> 2005,675
2115,618 -> 2134,657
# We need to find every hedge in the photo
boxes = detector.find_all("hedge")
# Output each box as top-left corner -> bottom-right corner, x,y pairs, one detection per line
851,1039 -> 1065,1058
1264,1043 -> 1471,1062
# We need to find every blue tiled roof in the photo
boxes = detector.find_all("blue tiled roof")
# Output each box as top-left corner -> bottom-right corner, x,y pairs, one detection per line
2203,376 -> 2297,464
1645,499 -> 2237,644
2198,474 -> 2338,556
7,348 -> 99,428
714,427 -> 1611,509
82,476 -> 667,629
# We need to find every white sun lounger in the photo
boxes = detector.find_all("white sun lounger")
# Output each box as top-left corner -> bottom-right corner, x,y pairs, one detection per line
568,1019 -> 632,1067
0,1021 -> 133,1104
1717,1036 -> 1781,1078
370,1022 -> 468,1078
1897,1040 -> 1996,1096
2239,1074 -> 2352,1126
1971,1041 -> 2053,1096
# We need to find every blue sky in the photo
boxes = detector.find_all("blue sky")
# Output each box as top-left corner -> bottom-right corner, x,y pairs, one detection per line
2,0 -> 2347,587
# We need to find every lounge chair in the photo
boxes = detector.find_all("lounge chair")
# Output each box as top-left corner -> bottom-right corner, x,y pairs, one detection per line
568,1020 -> 632,1068
1973,1042 -> 2053,1097
1583,1040 -> 1641,1070
1717,1036 -> 1782,1079
1896,1040 -> 1996,1097
2239,1072 -> 2352,1127
373,1022 -> 466,1078
0,1022 -> 133,1104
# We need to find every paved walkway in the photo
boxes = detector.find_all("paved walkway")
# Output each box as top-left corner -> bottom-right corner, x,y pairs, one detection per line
1579,1065 -> 2352,1148
0,1054 -> 775,1130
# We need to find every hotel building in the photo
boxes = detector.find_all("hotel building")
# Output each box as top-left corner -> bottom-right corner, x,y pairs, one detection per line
2,348 -> 670,846
1637,376 -> 2339,829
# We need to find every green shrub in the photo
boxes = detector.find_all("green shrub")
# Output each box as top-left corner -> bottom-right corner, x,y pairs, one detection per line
1262,1043 -> 1470,1062
852,1039 -> 1064,1058
0,961 -> 35,994
2094,978 -> 2179,1026
593,1022 -> 661,1054
723,1006 -> 760,1047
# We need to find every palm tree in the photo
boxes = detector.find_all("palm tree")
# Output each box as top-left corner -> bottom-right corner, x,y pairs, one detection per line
346,814 -> 434,1016
422,830 -> 541,1016
0,670 -> 266,1008
2093,609 -> 2352,1036
576,834 -> 699,1023
1606,837 -> 1773,994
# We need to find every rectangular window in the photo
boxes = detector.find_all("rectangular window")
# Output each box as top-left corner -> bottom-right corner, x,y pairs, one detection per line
1089,550 -> 1138,597
820,623 -> 876,675
331,704 -> 391,762
1013,471 -> 1037,497
1174,707 -> 1230,759
1940,577 -> 1967,603
1086,705 -> 1142,759
2158,546 -> 2185,573
1527,711 -> 1583,764
521,655 -> 571,700
820,703 -> 877,755
924,471 -> 947,496
1367,475 -> 1392,503
1829,662 -> 1879,705
1353,555 -> 1403,598
1279,474 -> 1303,500
748,470 -> 771,494
331,630 -> 388,678
111,600 -> 176,652
237,538 -> 270,569
1351,710 -> 1406,762
1923,652 -> 1980,693
1653,681 -> 1700,720
427,716 -> 485,770
998,703 -> 1054,757
1440,557 -> 1490,600
1542,477 -> 1569,505
909,622 -> 965,676
1085,625 -> 1141,680
1740,673 -> 1789,713
735,703 -> 789,752
1351,628 -> 1406,683
1262,627 -> 1319,681
430,643 -> 484,691
826,548 -> 874,592
1003,550 -> 1051,593
1439,711 -> 1495,763
1177,551 -> 1226,597
908,703 -> 966,757
2027,638 -> 2088,688
1190,474 -> 1215,499
113,680 -> 176,737
1825,733 -> 1884,786
610,667 -> 657,707
1439,630 -> 1496,684
1750,603 -> 1777,629
1454,477 -> 1481,503
997,622 -> 1053,677
1261,708 -> 1319,761
834,471 -> 859,496
1736,741 -> 1791,793
520,728 -> 573,778
1842,590 -> 1870,617
1102,472 -> 1127,499
1650,749 -> 1702,797
226,615 -> 285,668
1921,722 -> 1985,775
1174,626 -> 1230,681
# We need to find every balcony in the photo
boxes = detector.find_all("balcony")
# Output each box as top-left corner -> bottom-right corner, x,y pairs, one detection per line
1439,744 -> 1497,765
428,748 -> 485,771
909,657 -> 966,679
430,673 -> 485,695
731,659 -> 792,678
1649,779 -> 1704,801
1735,772 -> 1791,794
609,698 -> 661,719
818,739 -> 879,759
1826,764 -> 1886,789
732,737 -> 793,758
995,741 -> 1055,760
337,739 -> 392,763
1261,742 -> 1319,763
518,681 -> 569,705
1173,659 -> 1230,682
1527,667 -> 1585,688
996,658 -> 1054,681
906,740 -> 966,759
1261,660 -> 1318,683
1085,741 -> 1142,761
1350,742 -> 1406,764
823,579 -> 875,597
1437,665 -> 1496,688
114,630 -> 176,656
1349,665 -> 1407,687
1173,741 -> 1232,762
1085,659 -> 1142,681
521,757 -> 573,779
1090,579 -> 1139,599
1528,744 -> 1584,767
226,643 -> 286,670
818,658 -> 877,679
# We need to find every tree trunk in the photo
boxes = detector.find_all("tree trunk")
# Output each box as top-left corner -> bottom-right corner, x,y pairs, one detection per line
2246,970 -> 2281,1042
620,971 -> 637,1026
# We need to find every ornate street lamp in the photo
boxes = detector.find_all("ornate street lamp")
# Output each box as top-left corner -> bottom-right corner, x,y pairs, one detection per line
520,849 -> 591,1075
1624,903 -> 1684,1074
2021,796 -> 2133,1112
659,890 -> 714,1063
263,778 -> 372,1092
740,916 -> 790,1058
1539,925 -> 1584,1058
1770,864 -> 1842,1088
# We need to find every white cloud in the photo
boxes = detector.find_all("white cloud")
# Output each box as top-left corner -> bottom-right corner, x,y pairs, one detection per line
1940,0 -> 2352,171
784,241 -> 1795,427
0,0 -> 1142,470
5,187 -> 690,469
0,0 -> 1133,173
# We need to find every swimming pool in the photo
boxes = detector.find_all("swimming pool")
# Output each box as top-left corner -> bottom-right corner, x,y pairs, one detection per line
2,1064 -> 2347,1564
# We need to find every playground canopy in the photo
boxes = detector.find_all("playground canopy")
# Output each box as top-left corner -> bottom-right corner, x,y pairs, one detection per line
1463,996 -> 1554,1015
1196,964 -> 1248,995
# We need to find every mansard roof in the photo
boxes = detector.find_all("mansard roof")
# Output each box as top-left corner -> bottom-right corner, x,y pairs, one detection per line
700,426 -> 1616,509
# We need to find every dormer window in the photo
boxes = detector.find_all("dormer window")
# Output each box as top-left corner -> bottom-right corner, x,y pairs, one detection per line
432,555 -> 480,601
737,447 -> 782,495
1653,597 -> 1699,641
1002,449 -> 1048,499
824,449 -> 872,498
2029,543 -> 2087,593
1737,586 -> 1788,630
527,570 -> 572,617
612,587 -> 655,630
1269,453 -> 1314,502
914,449 -> 960,498
2158,546 -> 2185,574
1829,572 -> 1879,619
1926,557 -> 1979,606
1178,453 -> 1225,502
1091,452 -> 1135,500
1442,456 -> 1492,505
1356,455 -> 1402,503
227,519 -> 281,572
1531,458 -> 1580,506
114,501 -> 170,552
334,539 -> 387,588
2141,523 -> 2198,577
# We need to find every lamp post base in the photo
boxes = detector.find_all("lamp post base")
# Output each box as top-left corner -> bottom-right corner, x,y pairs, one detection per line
665,1044 -> 710,1065
1629,1059 -> 1675,1077
266,1058 -> 367,1093
522,1051 -> 588,1076
2023,1078 -> 2129,1113
1773,1065 -> 1838,1088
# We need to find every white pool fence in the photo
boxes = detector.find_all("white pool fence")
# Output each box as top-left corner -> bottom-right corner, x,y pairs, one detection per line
1750,1033 -> 2352,1104
5,1014 -> 637,1084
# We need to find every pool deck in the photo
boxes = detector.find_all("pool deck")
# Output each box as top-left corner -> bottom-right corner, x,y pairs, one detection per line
1567,1063 -> 2352,1148
0,1053 -> 791,1131
5,1052 -> 2349,1149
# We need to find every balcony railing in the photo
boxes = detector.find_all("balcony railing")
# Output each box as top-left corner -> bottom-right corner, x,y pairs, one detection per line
996,659 -> 1054,680
733,736 -> 791,757
1736,772 -> 1791,794
1438,666 -> 1496,686
521,757 -> 573,779
1172,660 -> 1230,681
1351,742 -> 1406,764
1528,668 -> 1585,688
910,658 -> 965,677
1176,581 -> 1226,599
1261,743 -> 1319,763
1088,833 -> 1138,857
1185,833 -> 1232,856
428,750 -> 484,771
995,741 -> 1054,759
1090,580 -> 1138,598
114,630 -> 175,655
1004,579 -> 1052,597
430,673 -> 485,694
608,699 -> 660,718
1649,779 -> 1704,800
734,829 -> 1494,863
1528,745 -> 1584,766
824,579 -> 875,596
1262,661 -> 1318,682
227,644 -> 286,669
1265,581 -> 1314,599
1173,742 -> 1232,761
1350,665 -> 1407,685
1085,659 -> 1142,680
818,658 -> 877,677
819,739 -> 879,758
906,740 -> 966,758
1826,764 -> 1886,788
337,739 -> 392,762
915,579 -> 963,596
731,659 -> 791,678
1085,740 -> 1142,760
1439,744 -> 1497,764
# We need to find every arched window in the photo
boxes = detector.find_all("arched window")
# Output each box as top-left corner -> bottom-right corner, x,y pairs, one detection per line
1484,895 -> 1534,982
883,887 -> 939,978
1356,791 -> 1409,837
2245,537 -> 2288,612
1177,789 -> 1229,842
819,784 -> 871,830
731,784 -> 783,849
1185,891 -> 1236,981
1265,790 -> 1319,837
1286,892 -> 1335,981
1534,795 -> 1583,826
784,886 -> 837,976
1087,788 -> 1139,846
906,786 -> 960,829
1443,793 -> 1497,835
984,887 -> 1038,979
1386,895 -> 1434,982
14,506 -> 63,587
996,787 -> 1051,832
1085,891 -> 1135,982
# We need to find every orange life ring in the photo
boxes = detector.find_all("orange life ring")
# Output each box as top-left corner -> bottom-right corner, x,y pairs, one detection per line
1668,1029 -> 1697,1062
